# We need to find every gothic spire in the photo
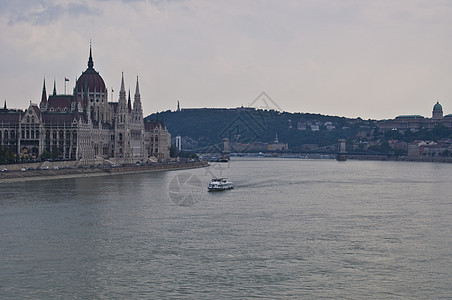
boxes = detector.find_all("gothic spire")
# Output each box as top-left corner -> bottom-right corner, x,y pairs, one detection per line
133,76 -> 142,113
128,89 -> 132,112
41,78 -> 47,103
134,76 -> 140,97
118,72 -> 127,108
53,79 -> 57,96
3,99 -> 6,110
88,43 -> 94,69
120,72 -> 125,93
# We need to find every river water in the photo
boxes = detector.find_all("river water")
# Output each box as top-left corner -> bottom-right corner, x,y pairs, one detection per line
0,158 -> 451,299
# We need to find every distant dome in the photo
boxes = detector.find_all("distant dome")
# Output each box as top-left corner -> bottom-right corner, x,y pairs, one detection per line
76,47 -> 106,93
433,101 -> 443,112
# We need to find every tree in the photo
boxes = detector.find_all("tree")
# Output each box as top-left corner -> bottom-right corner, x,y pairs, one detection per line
40,150 -> 52,160
368,140 -> 392,154
51,148 -> 62,159
0,147 -> 17,164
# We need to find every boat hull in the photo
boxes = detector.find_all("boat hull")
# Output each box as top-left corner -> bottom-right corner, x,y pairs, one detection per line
208,185 -> 233,192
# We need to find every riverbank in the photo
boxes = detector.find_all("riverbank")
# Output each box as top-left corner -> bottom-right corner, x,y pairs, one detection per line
346,154 -> 452,163
0,161 -> 209,183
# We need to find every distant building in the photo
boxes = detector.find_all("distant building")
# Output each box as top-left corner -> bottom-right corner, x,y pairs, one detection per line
297,121 -> 306,131
0,47 -> 170,165
324,121 -> 336,131
407,141 -> 425,157
288,119 -> 293,129
300,144 -> 319,151
310,124 -> 320,131
268,133 -> 288,151
379,101 -> 452,133
408,139 -> 452,157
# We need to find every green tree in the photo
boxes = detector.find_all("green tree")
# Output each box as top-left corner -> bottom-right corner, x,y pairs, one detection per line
51,148 -> 62,159
40,150 -> 52,160
0,147 -> 17,164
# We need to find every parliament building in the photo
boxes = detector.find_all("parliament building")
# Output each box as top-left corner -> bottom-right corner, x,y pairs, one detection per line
0,47 -> 171,165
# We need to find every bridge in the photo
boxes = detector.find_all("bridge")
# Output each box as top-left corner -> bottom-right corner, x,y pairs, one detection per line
174,137 -> 391,159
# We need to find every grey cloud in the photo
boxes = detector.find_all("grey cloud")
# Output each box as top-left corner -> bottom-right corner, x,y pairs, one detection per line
4,0 -> 94,26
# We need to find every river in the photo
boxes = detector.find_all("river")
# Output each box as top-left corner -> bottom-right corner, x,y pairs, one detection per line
1,158 -> 451,299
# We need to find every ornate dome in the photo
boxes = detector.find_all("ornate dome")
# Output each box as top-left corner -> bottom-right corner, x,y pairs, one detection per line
76,46 -> 106,93
433,101 -> 443,112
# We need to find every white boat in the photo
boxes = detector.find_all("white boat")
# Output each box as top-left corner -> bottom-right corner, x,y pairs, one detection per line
208,178 -> 233,191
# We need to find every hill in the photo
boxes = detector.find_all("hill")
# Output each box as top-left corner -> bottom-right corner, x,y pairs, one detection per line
145,108 -> 378,152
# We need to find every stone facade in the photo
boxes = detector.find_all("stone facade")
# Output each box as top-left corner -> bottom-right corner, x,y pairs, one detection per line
379,101 -> 452,133
0,47 -> 170,165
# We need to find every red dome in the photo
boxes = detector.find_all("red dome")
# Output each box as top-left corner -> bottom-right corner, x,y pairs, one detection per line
76,47 -> 106,93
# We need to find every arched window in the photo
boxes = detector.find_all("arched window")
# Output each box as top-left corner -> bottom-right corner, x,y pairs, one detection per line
36,130 -> 39,139
26,130 -> 30,139
31,130 -> 34,139
21,130 -> 25,139
119,133 -> 123,141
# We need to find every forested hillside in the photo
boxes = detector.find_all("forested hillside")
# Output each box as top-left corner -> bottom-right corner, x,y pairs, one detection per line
146,108 -> 378,151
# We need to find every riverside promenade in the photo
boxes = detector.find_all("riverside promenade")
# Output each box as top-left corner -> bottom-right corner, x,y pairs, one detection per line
0,161 -> 208,183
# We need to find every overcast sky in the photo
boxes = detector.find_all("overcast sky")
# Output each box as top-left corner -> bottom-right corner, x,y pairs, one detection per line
1,0 -> 452,119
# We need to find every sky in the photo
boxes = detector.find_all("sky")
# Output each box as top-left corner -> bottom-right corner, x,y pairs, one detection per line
1,0 -> 452,120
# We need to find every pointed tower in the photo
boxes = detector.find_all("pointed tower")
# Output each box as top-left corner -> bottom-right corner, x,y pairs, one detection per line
128,89 -> 132,112
3,99 -> 7,110
130,75 -> 145,161
40,78 -> 48,111
88,44 -> 94,69
75,44 -> 108,123
133,76 -> 143,117
53,79 -> 57,96
115,72 -> 131,163
118,72 -> 127,110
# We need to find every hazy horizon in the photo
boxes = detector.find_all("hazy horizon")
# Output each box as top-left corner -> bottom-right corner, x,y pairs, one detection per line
1,0 -> 452,120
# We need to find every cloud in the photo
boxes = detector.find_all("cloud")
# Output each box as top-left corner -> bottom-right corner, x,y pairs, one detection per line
1,0 -> 452,119
2,0 -> 93,26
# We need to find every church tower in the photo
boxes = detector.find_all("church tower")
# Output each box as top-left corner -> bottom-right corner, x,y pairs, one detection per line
133,76 -> 143,121
39,78 -> 48,111
114,73 -> 132,162
129,76 -> 145,160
